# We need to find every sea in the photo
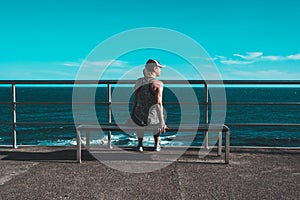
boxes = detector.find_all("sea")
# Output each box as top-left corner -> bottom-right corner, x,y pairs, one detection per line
0,86 -> 299,147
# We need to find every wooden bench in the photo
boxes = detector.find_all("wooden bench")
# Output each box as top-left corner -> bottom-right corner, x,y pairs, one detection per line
76,124 -> 230,164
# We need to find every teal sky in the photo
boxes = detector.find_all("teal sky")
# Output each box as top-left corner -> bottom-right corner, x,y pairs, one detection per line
0,0 -> 300,80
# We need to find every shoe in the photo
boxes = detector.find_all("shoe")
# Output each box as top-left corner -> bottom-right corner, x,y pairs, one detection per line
137,146 -> 143,152
155,145 -> 161,152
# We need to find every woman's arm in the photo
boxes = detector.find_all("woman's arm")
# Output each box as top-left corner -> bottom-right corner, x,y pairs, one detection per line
153,80 -> 168,133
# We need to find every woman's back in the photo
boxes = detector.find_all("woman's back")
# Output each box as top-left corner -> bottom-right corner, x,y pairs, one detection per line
131,77 -> 159,126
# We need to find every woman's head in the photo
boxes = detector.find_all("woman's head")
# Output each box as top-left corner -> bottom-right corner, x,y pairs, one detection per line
144,59 -> 164,77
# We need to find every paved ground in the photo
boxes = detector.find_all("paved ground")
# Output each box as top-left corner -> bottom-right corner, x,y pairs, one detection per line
0,146 -> 299,199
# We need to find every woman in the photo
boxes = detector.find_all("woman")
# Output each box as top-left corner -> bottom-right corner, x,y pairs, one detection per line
130,59 -> 168,152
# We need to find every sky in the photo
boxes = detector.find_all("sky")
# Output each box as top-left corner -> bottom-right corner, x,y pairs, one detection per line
0,0 -> 300,80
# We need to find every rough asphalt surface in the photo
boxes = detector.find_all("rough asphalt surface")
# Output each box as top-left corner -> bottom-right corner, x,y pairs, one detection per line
0,147 -> 299,199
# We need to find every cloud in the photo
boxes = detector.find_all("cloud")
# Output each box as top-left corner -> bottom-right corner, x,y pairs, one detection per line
228,69 -> 300,79
83,60 -> 127,68
189,56 -> 217,61
220,59 -> 254,65
62,62 -> 81,67
62,60 -> 127,68
261,56 -> 284,61
216,52 -> 300,65
287,53 -> 300,60
233,52 -> 263,60
216,52 -> 262,65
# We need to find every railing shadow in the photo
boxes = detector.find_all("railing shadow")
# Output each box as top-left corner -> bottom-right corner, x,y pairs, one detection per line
0,147 -> 228,164
0,148 -> 96,162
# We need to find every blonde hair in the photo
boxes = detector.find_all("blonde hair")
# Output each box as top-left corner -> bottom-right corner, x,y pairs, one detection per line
143,68 -> 156,78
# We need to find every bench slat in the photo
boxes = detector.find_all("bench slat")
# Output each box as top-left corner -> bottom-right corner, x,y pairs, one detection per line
77,124 -> 229,132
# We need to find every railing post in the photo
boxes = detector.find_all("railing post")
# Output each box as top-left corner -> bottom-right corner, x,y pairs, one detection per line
204,82 -> 209,149
107,83 -> 112,149
12,83 -> 17,148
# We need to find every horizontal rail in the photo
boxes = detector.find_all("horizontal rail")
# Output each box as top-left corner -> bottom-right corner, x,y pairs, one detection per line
1,122 -> 299,127
1,80 -> 300,85
15,122 -> 77,125
0,102 -> 11,104
0,122 -> 76,125
224,102 -> 300,105
227,123 -> 300,127
0,101 -> 196,105
1,101 -> 300,106
0,102 -> 109,105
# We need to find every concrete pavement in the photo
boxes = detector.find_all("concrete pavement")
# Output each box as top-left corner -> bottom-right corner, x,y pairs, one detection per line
0,147 -> 299,199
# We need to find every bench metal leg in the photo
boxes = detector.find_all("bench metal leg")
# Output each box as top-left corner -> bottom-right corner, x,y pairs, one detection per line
225,130 -> 230,164
86,131 -> 90,150
108,130 -> 112,149
204,131 -> 209,149
77,130 -> 82,163
218,131 -> 222,156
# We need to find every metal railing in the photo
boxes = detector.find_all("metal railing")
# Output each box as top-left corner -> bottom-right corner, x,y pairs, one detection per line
1,80 -> 300,148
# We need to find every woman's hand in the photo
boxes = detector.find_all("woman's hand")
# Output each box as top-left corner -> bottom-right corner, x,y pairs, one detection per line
159,123 -> 168,134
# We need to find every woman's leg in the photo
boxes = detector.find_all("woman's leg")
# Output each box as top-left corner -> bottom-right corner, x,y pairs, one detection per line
137,131 -> 144,147
153,132 -> 161,151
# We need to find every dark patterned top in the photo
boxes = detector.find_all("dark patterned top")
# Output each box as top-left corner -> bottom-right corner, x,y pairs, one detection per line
131,77 -> 160,126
